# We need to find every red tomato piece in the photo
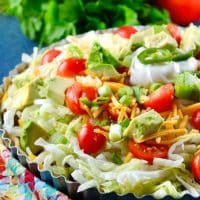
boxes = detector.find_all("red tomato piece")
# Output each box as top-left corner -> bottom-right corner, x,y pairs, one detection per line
192,151 -> 200,182
115,26 -> 137,39
166,23 -> 181,44
128,139 -> 168,164
41,49 -> 61,65
156,0 -> 200,25
78,123 -> 106,154
191,110 -> 200,130
65,82 -> 98,115
57,58 -> 86,77
107,107 -> 118,121
116,66 -> 129,74
144,84 -> 174,113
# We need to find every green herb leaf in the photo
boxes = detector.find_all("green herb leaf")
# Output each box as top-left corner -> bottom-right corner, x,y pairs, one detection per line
5,0 -> 170,45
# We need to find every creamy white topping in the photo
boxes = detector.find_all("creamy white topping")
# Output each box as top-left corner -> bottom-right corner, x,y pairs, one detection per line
130,47 -> 199,87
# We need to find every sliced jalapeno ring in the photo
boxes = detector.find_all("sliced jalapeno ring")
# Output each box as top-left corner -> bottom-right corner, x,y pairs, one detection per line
138,48 -> 172,64
172,50 -> 193,61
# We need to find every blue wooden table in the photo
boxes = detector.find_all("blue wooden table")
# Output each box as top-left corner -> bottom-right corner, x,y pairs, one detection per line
0,15 -> 36,82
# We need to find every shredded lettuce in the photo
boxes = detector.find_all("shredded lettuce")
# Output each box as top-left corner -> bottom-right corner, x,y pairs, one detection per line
37,133 -> 200,198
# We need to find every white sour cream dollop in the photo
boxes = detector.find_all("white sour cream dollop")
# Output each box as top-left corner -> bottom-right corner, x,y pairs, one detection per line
130,47 -> 199,87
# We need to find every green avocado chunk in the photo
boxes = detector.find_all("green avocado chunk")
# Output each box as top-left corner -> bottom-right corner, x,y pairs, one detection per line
123,110 -> 164,143
20,120 -> 49,155
175,72 -> 200,101
10,78 -> 41,110
180,24 -> 200,51
46,77 -> 74,105
87,64 -> 123,81
87,42 -> 121,69
131,27 -> 154,45
86,42 -> 123,80
144,31 -> 177,49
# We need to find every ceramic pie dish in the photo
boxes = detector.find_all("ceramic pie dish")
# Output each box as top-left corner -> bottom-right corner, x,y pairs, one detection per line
1,25 -> 200,200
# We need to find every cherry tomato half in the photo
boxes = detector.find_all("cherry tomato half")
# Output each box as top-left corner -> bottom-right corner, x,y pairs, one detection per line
191,110 -> 200,130
116,66 -> 129,74
192,151 -> 200,182
115,26 -> 137,39
128,139 -> 168,164
78,123 -> 106,154
41,49 -> 61,65
57,58 -> 86,77
144,84 -> 174,113
166,23 -> 181,44
65,82 -> 98,115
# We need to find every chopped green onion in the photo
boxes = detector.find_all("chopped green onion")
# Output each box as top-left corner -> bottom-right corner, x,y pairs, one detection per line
120,118 -> 131,131
80,97 -> 92,106
149,83 -> 163,93
94,119 -> 110,126
109,124 -> 122,142
111,152 -> 123,165
91,106 -> 99,112
98,84 -> 112,97
92,96 -> 109,106
117,86 -> 133,98
132,86 -> 147,104
119,95 -> 132,106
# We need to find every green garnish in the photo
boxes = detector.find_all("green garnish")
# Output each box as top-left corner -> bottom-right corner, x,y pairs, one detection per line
117,87 -> 133,98
111,152 -> 123,165
4,0 -> 170,45
138,48 -> 172,64
119,95 -> 132,106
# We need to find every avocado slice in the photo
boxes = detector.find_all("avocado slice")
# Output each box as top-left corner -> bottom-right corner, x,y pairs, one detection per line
46,77 -> 74,105
123,110 -> 164,143
180,24 -> 200,51
131,27 -> 154,45
10,78 -> 41,110
20,120 -> 49,155
87,64 -> 123,81
144,31 -> 177,49
87,42 -> 121,69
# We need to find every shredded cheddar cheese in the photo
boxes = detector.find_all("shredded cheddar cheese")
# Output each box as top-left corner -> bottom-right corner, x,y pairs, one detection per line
124,152 -> 132,163
94,128 -> 108,138
138,128 -> 187,143
182,103 -> 200,114
118,106 -> 127,123
172,104 -> 178,117
104,82 -> 127,91
18,119 -> 23,128
179,115 -> 189,128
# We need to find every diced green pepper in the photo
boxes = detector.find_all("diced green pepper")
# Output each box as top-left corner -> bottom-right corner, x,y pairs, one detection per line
175,72 -> 200,101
